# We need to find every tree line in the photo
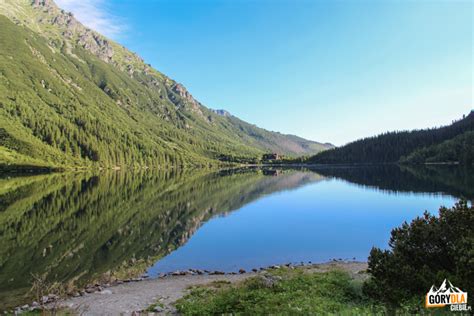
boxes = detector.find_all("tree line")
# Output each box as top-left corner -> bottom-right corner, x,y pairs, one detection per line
309,112 -> 474,165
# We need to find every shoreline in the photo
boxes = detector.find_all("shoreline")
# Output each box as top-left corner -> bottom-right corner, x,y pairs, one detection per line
0,161 -> 464,176
20,261 -> 368,315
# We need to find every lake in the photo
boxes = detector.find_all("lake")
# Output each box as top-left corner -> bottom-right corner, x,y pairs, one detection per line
0,165 -> 472,309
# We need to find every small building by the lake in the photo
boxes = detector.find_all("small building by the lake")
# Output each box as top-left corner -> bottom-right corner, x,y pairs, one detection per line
262,153 -> 280,161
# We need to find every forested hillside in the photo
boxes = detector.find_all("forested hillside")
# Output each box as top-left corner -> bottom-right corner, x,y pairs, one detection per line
308,112 -> 474,165
0,0 -> 330,170
401,131 -> 474,165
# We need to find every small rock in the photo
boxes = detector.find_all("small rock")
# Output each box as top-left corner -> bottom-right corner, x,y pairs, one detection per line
100,290 -> 112,295
271,265 -> 281,269
210,271 -> 225,275
31,301 -> 39,307
85,288 -> 95,293
252,268 -> 258,272
196,269 -> 204,275
21,304 -> 29,310
238,269 -> 246,274
260,275 -> 283,288
153,306 -> 164,312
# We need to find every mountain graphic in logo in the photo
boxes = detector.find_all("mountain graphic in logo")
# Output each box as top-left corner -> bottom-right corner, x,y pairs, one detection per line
426,279 -> 468,308
428,279 -> 465,295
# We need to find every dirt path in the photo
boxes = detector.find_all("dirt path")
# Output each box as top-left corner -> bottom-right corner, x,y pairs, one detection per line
55,262 -> 367,315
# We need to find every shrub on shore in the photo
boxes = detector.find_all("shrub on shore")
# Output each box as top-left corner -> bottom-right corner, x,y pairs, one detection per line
175,201 -> 472,314
363,200 -> 473,309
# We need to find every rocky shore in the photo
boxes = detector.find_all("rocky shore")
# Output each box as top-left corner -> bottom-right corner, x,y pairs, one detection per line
17,260 -> 368,315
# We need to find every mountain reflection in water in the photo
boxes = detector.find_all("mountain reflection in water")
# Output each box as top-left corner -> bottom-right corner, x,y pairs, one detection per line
0,165 -> 472,309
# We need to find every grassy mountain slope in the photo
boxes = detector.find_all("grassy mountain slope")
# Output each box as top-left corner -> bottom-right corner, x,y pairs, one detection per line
212,112 -> 333,157
308,112 -> 474,164
0,0 -> 329,169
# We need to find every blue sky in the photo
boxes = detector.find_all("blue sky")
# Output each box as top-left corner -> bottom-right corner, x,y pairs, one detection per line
56,0 -> 472,145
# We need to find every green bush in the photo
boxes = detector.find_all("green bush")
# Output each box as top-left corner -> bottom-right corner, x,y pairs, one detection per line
364,200 -> 474,308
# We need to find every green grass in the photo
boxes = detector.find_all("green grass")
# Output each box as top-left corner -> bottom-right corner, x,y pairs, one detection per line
0,146 -> 51,167
175,269 -> 384,315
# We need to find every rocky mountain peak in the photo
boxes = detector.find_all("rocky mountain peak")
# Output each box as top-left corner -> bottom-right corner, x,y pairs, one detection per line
170,83 -> 204,116
211,109 -> 231,117
172,83 -> 194,101
29,0 -> 115,63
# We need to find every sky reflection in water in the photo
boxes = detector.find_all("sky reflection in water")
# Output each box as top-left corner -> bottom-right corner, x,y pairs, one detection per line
148,175 -> 456,275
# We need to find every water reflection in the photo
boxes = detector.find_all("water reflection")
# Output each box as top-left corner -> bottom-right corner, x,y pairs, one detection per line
0,168 -> 321,308
310,165 -> 474,199
0,165 -> 471,309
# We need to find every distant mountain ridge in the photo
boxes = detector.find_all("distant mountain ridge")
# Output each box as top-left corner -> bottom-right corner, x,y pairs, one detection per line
309,111 -> 474,165
0,0 -> 331,169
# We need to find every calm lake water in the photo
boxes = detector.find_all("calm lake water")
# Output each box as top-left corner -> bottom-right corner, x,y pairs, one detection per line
0,165 -> 473,309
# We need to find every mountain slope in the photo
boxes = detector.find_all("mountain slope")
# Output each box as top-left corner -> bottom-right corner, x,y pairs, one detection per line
400,131 -> 474,165
308,112 -> 474,164
0,0 -> 329,169
211,110 -> 333,156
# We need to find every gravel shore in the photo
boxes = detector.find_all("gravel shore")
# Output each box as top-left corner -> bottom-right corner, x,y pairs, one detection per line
53,261 -> 367,315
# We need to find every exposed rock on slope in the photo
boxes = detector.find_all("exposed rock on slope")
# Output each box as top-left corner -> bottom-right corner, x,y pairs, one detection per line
0,0 -> 331,168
